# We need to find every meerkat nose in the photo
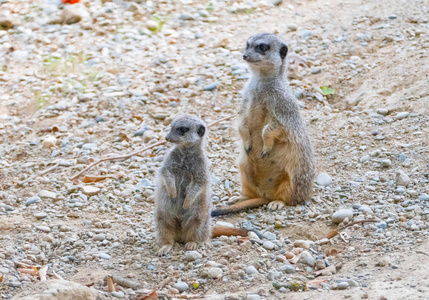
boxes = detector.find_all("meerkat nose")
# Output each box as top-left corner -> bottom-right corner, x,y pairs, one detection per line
243,54 -> 248,61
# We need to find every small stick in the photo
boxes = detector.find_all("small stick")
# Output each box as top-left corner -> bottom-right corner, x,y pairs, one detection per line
416,250 -> 429,257
338,219 -> 377,231
18,162 -> 61,186
52,270 -> 64,280
17,268 -> 38,276
109,275 -> 140,290
207,114 -> 237,128
15,262 -> 33,269
39,265 -> 48,281
69,114 -> 237,181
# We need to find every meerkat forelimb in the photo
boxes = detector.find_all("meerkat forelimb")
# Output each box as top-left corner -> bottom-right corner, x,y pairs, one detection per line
211,33 -> 315,216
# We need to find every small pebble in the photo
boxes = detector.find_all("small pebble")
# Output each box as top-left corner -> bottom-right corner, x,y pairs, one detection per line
207,267 -> 223,279
245,266 -> 258,275
337,281 -> 349,290
380,159 -> 392,167
332,209 -> 353,224
262,241 -> 275,250
316,173 -> 332,186
185,251 -> 202,261
173,282 -> 189,292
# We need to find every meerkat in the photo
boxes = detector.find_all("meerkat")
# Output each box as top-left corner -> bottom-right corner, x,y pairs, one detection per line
211,33 -> 315,216
155,115 -> 249,256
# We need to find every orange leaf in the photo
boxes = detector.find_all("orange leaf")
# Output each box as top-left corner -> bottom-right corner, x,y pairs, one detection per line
238,237 -> 249,244
83,175 -> 112,183
134,291 -> 158,300
307,279 -> 327,288
326,230 -> 338,239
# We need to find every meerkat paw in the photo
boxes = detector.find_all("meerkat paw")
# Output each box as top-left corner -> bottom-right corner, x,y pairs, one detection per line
261,146 -> 272,159
156,244 -> 173,256
243,142 -> 252,155
268,200 -> 285,210
182,198 -> 192,210
168,189 -> 177,200
185,242 -> 197,250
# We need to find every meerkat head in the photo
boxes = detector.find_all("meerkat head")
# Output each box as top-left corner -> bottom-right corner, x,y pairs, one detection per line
165,114 -> 206,147
243,33 -> 288,71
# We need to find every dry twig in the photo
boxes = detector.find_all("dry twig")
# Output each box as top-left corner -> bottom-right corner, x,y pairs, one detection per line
52,270 -> 64,280
326,219 -> 378,239
70,114 -> 237,181
338,219 -> 377,231
18,162 -> 61,186
416,250 -> 429,257
39,265 -> 48,281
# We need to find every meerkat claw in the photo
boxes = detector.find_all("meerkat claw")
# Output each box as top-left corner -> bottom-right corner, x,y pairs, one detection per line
268,201 -> 285,210
245,145 -> 252,155
185,242 -> 197,250
156,244 -> 173,256
261,151 -> 267,159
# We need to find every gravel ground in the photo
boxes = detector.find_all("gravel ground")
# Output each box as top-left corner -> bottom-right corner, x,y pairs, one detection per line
0,0 -> 428,299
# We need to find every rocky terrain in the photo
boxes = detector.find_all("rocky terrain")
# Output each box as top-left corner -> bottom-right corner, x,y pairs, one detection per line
0,0 -> 428,299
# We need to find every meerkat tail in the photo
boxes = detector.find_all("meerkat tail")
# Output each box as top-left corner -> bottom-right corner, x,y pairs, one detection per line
211,198 -> 271,217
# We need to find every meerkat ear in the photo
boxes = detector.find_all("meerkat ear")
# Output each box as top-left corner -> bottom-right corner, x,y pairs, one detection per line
197,125 -> 206,137
280,44 -> 288,60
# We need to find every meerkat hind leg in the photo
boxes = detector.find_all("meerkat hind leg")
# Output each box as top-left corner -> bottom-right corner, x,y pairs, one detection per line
268,173 -> 294,210
156,215 -> 176,256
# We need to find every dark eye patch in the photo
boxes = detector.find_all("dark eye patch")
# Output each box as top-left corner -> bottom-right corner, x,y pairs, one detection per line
280,43 -> 288,60
176,126 -> 189,135
246,42 -> 250,49
256,43 -> 270,53
197,125 -> 205,137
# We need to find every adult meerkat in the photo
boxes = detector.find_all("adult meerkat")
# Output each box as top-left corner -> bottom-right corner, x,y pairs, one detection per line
155,115 -> 249,256
211,33 -> 315,216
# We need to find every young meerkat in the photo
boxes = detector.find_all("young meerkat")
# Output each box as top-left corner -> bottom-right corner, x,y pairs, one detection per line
155,115 -> 249,256
211,33 -> 315,216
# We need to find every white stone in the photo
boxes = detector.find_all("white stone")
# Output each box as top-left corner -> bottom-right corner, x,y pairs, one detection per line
395,170 -> 410,186
82,186 -> 101,196
332,209 -> 353,224
42,136 -> 57,148
316,173 -> 332,186
207,267 -> 223,279
173,281 -> 189,292
299,250 -> 315,267
38,190 -> 57,199
184,251 -> 202,261
245,265 -> 258,275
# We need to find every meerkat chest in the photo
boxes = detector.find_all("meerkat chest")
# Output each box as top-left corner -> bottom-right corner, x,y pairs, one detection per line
168,152 -> 205,179
246,97 -> 270,133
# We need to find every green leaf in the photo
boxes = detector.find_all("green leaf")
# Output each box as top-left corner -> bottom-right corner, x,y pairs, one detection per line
320,86 -> 335,96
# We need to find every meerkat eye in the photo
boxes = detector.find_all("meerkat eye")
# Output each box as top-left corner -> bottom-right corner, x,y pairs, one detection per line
176,126 -> 189,135
197,125 -> 205,137
257,43 -> 270,52
246,42 -> 250,49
